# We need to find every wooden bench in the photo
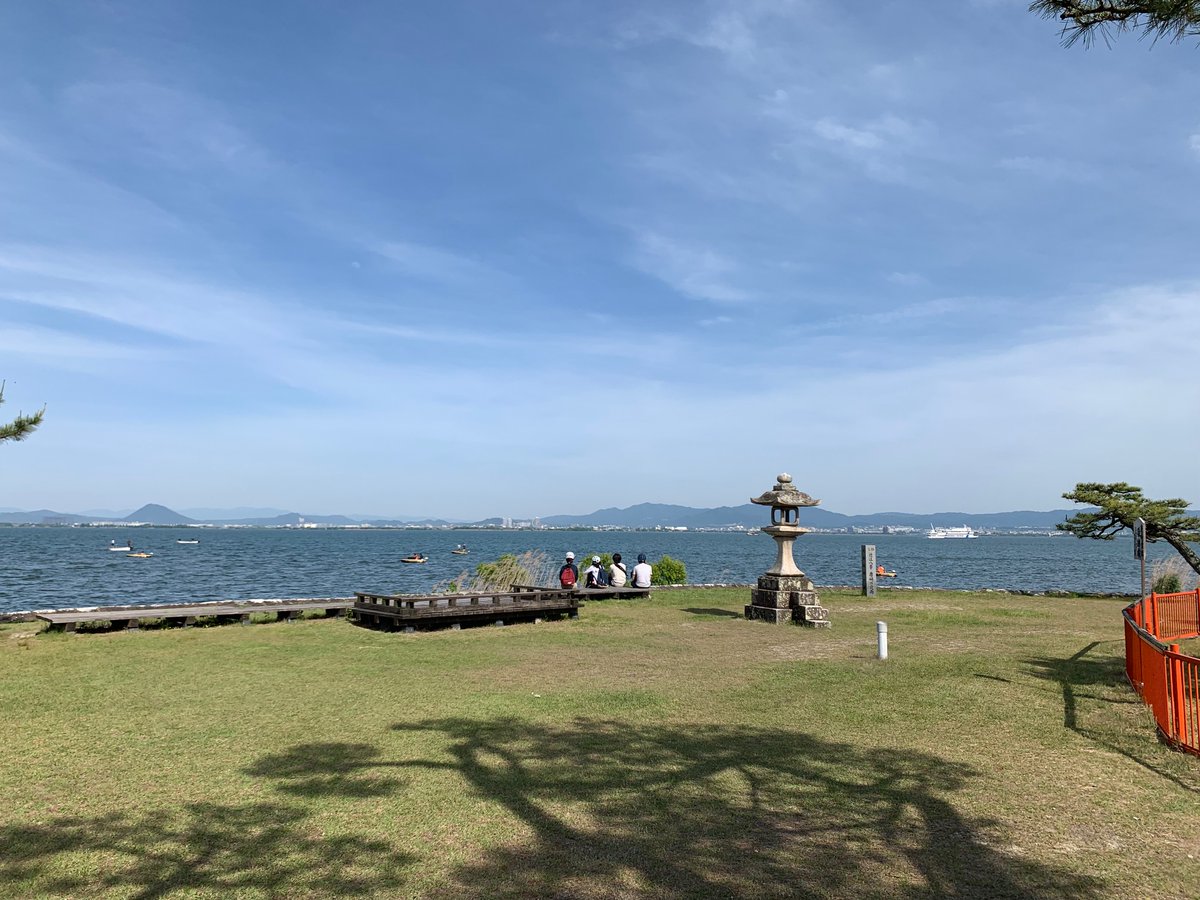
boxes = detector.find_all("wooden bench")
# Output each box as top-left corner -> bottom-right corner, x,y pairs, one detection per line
511,583 -> 652,601
353,588 -> 579,632
36,599 -> 353,633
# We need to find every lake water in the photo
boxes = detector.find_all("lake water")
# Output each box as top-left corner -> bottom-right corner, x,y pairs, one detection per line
0,526 -> 1175,614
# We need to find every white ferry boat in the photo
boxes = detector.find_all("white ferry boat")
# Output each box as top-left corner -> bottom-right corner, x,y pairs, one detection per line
927,525 -> 978,539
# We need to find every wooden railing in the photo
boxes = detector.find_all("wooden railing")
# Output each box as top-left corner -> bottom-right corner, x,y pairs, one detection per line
1123,589 -> 1200,756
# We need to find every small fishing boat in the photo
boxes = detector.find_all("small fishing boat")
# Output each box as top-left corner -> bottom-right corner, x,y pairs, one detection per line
176,539 -> 200,545
126,552 -> 154,559
877,571 -> 898,578
108,543 -> 132,552
451,545 -> 469,555
401,554 -> 428,564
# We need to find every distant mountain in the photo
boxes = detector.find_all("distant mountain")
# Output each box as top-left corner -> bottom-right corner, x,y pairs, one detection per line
0,500 -> 1124,531
179,506 -> 291,520
210,512 -> 360,526
542,503 -> 703,528
79,508 -> 134,519
0,509 -> 91,525
123,504 -> 196,525
842,509 -> 1079,530
360,517 -> 456,527
348,513 -> 454,523
539,503 -> 1081,530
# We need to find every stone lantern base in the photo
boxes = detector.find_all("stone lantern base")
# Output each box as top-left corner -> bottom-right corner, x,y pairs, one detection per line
745,573 -> 831,628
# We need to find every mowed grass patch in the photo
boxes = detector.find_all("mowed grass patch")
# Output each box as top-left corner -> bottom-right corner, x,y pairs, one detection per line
0,587 -> 1196,898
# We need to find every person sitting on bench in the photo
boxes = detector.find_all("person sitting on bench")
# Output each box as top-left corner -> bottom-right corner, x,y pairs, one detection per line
584,555 -> 608,588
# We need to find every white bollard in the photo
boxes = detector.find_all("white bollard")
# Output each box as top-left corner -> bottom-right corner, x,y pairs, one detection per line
877,621 -> 888,661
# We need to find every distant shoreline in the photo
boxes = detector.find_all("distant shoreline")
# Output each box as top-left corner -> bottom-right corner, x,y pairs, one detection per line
0,522 -> 1089,537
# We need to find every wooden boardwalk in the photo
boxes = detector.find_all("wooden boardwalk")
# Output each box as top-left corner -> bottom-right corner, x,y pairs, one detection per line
37,599 -> 352,632
33,583 -> 651,635
353,588 -> 580,632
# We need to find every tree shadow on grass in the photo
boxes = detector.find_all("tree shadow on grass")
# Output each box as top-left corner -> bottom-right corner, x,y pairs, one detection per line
1026,641 -> 1200,794
682,607 -> 743,618
0,800 -> 413,898
262,717 -> 1108,899
244,741 -> 408,797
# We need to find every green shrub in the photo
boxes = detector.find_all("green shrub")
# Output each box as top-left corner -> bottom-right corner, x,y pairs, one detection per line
1153,572 -> 1183,594
1150,556 -> 1192,595
651,555 -> 687,585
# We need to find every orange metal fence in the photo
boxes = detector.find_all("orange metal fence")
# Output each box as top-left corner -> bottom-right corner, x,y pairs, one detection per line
1123,589 -> 1200,756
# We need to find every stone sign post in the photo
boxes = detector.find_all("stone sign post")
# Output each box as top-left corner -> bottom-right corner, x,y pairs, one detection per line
744,473 -> 831,628
862,544 -> 876,597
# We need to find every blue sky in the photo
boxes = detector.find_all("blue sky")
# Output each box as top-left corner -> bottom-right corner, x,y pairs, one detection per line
1,0 -> 1197,519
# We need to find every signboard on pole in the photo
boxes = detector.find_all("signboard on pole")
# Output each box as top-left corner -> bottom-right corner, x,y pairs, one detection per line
1134,518 -> 1146,598
862,544 -> 877,597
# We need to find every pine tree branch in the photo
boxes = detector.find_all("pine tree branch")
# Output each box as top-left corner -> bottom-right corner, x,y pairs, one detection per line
0,381 -> 45,444
0,409 -> 45,442
1058,481 -> 1200,577
1030,1 -> 1200,46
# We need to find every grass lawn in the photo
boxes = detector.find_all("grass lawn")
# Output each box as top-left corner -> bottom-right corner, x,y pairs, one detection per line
1,587 -> 1198,898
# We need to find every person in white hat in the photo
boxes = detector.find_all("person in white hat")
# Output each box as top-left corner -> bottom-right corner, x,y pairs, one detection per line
583,555 -> 608,588
558,551 -> 579,588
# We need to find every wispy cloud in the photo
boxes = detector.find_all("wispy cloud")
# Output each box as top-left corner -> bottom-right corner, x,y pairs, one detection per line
60,81 -> 271,175
371,240 -> 498,286
999,155 -> 1096,182
0,324 -> 161,364
887,271 -> 928,287
613,0 -> 802,65
629,231 -> 752,304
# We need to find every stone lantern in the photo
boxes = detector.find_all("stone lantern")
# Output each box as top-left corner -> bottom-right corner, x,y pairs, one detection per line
745,473 -> 831,627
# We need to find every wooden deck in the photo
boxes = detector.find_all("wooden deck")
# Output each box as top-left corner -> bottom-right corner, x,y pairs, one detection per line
511,583 -> 652,601
36,599 -> 353,632
353,588 -> 579,632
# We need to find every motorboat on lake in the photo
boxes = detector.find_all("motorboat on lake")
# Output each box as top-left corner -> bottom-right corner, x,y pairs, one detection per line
927,526 -> 978,539
126,552 -> 153,559
108,541 -> 132,552
401,553 -> 428,564
451,545 -> 469,555
176,539 -> 200,545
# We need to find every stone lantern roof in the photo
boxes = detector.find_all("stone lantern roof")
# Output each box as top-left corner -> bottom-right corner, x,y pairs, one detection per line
750,473 -> 819,510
